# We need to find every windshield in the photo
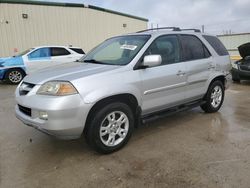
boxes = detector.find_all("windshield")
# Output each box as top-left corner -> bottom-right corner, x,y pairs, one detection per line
16,48 -> 34,56
82,35 -> 150,65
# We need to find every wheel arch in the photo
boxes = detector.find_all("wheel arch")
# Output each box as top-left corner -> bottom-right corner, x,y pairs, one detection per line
209,75 -> 226,88
84,93 -> 140,134
4,67 -> 26,79
203,75 -> 226,100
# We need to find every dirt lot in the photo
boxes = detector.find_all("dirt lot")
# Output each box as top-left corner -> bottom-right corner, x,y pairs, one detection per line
0,82 -> 250,188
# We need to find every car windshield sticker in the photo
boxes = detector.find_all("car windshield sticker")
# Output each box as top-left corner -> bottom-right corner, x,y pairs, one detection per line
120,44 -> 137,51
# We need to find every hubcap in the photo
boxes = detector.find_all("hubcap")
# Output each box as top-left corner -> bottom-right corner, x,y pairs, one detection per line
9,71 -> 22,83
99,111 -> 129,147
210,86 -> 222,108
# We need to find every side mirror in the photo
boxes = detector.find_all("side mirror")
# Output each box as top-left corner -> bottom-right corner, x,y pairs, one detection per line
142,55 -> 162,68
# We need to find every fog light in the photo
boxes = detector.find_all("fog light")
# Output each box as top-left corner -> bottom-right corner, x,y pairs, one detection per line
39,111 -> 48,120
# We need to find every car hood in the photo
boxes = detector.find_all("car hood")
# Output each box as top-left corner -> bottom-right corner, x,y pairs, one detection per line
0,57 -> 11,64
0,56 -> 23,66
238,43 -> 250,59
24,62 -> 122,84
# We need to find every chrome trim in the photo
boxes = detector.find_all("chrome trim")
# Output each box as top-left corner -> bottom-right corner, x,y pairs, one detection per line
144,82 -> 186,95
19,82 -> 35,95
187,79 -> 207,85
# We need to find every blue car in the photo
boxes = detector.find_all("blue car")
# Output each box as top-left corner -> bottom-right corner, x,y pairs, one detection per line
0,46 -> 85,84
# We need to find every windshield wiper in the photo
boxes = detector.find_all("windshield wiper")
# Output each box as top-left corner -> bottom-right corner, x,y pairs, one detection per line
83,59 -> 106,65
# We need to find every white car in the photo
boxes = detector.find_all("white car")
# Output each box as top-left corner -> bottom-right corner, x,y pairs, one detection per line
0,46 -> 85,84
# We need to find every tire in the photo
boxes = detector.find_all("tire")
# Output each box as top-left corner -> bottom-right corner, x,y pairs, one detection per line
85,102 -> 134,154
201,80 -> 224,113
5,69 -> 25,84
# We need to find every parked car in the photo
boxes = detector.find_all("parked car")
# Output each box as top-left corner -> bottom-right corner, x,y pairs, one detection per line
0,46 -> 85,84
15,28 -> 231,153
231,42 -> 250,82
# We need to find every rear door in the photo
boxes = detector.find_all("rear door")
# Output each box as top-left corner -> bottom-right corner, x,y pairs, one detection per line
139,35 -> 187,115
179,34 -> 212,101
50,47 -> 74,64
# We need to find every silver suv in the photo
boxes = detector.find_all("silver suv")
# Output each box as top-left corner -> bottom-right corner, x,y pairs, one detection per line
15,27 -> 231,153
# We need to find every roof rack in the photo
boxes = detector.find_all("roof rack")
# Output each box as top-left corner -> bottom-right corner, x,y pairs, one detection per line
181,28 -> 201,33
137,27 -> 181,33
136,27 -> 201,33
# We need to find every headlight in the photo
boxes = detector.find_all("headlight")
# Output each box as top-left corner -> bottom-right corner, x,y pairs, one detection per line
231,62 -> 238,69
37,81 -> 78,96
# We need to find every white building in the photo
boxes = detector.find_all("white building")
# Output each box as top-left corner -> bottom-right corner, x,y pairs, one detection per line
218,33 -> 250,61
0,0 -> 148,56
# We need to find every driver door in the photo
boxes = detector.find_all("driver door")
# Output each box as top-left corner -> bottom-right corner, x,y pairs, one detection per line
23,47 -> 52,74
139,35 -> 187,115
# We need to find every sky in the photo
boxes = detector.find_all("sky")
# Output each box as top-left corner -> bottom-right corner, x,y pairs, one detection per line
44,0 -> 250,34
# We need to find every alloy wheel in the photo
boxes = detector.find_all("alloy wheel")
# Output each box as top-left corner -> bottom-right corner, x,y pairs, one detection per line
99,111 -> 129,147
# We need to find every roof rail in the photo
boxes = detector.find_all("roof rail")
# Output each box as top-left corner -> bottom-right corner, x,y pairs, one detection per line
136,27 -> 201,33
137,27 -> 181,33
181,28 -> 201,33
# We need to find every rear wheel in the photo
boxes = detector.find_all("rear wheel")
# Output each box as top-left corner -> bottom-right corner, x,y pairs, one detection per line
201,80 -> 224,113
5,69 -> 25,84
85,102 -> 134,154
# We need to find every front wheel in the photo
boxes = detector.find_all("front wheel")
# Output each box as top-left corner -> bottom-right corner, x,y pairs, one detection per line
5,69 -> 25,84
201,80 -> 225,113
85,102 -> 134,154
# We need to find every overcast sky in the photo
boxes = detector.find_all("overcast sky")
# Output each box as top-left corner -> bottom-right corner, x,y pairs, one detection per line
46,0 -> 250,34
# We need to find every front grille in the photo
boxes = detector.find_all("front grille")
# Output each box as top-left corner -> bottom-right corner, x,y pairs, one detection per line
19,82 -> 35,96
18,105 -> 31,117
239,65 -> 250,72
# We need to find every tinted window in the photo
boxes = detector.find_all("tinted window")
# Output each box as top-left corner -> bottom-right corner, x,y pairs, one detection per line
51,48 -> 70,56
203,35 -> 229,56
180,35 -> 210,61
145,35 -> 180,65
70,48 -> 85,54
28,48 -> 50,59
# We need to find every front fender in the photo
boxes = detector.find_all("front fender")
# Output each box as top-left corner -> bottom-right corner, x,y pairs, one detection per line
83,84 -> 142,106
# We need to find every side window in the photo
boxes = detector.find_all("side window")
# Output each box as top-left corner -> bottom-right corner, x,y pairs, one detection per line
180,35 -> 211,61
145,35 -> 180,65
203,35 -> 229,56
28,48 -> 50,59
51,48 -> 71,56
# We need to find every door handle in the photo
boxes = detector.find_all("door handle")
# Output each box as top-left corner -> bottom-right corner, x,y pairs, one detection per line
176,70 -> 186,76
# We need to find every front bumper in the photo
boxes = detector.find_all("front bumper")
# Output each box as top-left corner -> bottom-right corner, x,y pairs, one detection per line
15,86 -> 92,139
0,69 -> 6,80
231,68 -> 250,80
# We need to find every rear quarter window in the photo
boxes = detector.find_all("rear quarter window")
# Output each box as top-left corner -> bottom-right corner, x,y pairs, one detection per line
203,35 -> 229,56
70,48 -> 85,54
